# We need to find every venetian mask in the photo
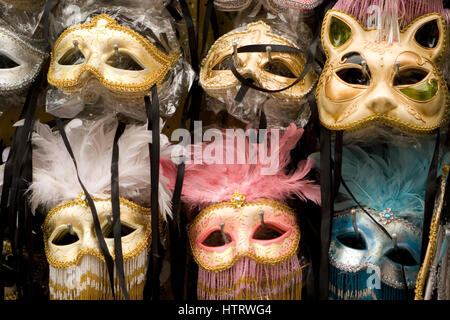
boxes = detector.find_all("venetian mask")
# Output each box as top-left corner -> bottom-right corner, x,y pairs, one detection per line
200,20 -> 317,102
43,194 -> 151,300
188,192 -> 302,300
317,10 -> 449,134
29,115 -> 174,300
47,14 -> 180,99
214,0 -> 323,13
329,207 -> 421,300
0,26 -> 46,95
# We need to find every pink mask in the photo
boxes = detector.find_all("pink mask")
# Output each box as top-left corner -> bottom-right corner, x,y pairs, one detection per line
188,193 -> 302,300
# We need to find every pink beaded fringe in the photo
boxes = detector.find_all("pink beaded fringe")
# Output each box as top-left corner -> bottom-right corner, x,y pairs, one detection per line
197,255 -> 303,300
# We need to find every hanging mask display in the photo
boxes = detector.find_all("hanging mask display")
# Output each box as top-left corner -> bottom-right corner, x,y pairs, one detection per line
200,20 -> 318,128
176,125 -> 321,299
415,165 -> 450,300
328,141 -> 449,300
0,26 -> 46,98
46,2 -> 195,120
316,9 -> 449,134
28,115 -> 175,299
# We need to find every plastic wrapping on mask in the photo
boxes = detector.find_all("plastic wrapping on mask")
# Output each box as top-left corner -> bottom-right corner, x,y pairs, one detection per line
0,0 -> 46,40
206,88 -> 312,129
46,0 -> 195,121
201,16 -> 319,129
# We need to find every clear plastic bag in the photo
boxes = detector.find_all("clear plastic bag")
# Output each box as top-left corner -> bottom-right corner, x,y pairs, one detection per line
200,16 -> 319,129
46,0 -> 195,121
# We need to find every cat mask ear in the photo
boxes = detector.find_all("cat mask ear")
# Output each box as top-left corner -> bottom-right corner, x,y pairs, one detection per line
402,13 -> 447,62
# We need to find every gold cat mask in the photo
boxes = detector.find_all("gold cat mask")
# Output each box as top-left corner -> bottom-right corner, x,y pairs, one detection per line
200,20 -> 317,102
48,14 -> 179,99
317,10 -> 449,133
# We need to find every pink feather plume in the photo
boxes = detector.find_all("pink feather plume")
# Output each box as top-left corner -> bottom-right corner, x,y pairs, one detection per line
173,124 -> 321,210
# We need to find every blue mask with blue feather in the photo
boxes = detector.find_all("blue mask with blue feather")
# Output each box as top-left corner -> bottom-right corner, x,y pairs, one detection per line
328,138 -> 449,300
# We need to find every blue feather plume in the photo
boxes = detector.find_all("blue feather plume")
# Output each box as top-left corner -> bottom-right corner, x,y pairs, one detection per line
337,138 -> 449,228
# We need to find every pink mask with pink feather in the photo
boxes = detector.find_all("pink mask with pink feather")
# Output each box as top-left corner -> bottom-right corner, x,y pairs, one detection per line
178,124 -> 320,300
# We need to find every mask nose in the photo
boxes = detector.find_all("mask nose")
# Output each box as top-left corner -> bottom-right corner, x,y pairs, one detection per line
81,227 -> 98,251
366,96 -> 397,114
237,66 -> 257,83
236,236 -> 250,254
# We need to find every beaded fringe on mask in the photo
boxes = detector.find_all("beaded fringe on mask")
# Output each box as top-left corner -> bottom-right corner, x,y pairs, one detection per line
197,255 -> 302,300
329,264 -> 414,300
49,250 -> 148,300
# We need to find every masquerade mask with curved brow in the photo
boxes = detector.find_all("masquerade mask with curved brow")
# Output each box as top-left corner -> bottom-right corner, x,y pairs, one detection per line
317,10 -> 449,134
0,26 -> 46,95
200,21 -> 317,102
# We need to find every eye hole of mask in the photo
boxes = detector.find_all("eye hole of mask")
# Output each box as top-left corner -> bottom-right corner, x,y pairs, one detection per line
103,221 -> 137,238
202,230 -> 232,247
212,55 -> 233,70
398,79 -> 438,101
58,48 -> 86,65
0,54 -> 19,69
329,17 -> 352,47
414,20 -> 439,49
263,60 -> 297,78
336,67 -> 370,86
385,247 -> 418,266
106,51 -> 144,71
51,228 -> 79,246
393,68 -> 429,86
252,223 -> 286,240
341,52 -> 366,65
336,232 -> 367,250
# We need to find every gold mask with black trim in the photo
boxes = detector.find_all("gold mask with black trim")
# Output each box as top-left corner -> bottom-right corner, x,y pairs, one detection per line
200,21 -> 317,102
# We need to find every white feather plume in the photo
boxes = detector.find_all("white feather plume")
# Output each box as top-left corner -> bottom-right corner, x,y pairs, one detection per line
28,114 -> 174,219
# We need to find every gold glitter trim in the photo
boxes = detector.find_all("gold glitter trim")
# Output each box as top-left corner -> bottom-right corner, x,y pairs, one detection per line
230,190 -> 246,208
42,196 -> 151,268
414,165 -> 449,300
187,198 -> 300,272
47,14 -> 180,95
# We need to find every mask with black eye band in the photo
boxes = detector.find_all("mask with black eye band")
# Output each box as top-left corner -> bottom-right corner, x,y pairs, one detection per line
228,43 -> 315,101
